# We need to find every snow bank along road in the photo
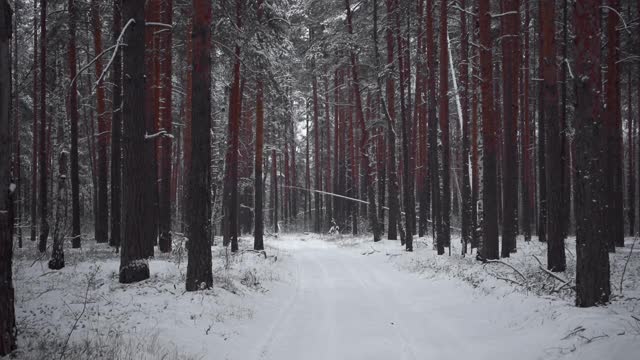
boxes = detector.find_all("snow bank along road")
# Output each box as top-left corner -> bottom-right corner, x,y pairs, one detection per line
224,236 -> 636,360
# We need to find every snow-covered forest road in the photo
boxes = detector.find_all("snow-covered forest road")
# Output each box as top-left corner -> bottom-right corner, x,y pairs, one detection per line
14,234 -> 639,359
223,237 -> 637,360
253,241 -> 444,360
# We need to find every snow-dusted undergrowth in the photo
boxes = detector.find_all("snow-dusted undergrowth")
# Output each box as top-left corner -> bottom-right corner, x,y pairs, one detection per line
331,233 -> 640,359
11,231 -> 640,359
12,235 -> 289,359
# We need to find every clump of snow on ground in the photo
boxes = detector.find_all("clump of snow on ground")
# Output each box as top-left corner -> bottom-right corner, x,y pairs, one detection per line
12,235 -> 290,359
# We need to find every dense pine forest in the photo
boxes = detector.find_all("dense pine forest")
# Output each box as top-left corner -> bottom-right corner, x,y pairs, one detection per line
1,0 -> 639,359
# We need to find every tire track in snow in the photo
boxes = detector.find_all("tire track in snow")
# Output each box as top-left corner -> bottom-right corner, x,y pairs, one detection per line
255,253 -> 303,359
343,253 -> 419,360
357,250 -> 474,359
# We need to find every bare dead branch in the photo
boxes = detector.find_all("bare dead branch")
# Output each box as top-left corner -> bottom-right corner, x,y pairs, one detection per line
619,236 -> 638,294
484,259 -> 528,284
532,255 -> 575,291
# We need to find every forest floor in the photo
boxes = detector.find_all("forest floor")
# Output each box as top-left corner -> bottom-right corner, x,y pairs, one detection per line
10,232 -> 640,359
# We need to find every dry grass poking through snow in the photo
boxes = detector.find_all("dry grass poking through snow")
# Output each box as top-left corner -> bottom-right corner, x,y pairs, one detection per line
12,235 -> 289,359
330,233 -> 640,359
336,234 -> 640,306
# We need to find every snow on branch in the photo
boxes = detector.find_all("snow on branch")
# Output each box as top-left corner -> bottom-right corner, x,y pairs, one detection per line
453,5 -> 477,17
616,55 -> 640,64
491,11 -> 518,18
564,59 -> 574,80
69,45 -> 118,92
284,185 -> 462,231
284,185 -> 369,205
94,18 -> 136,90
601,6 -> 632,34
94,130 -> 111,139
483,259 -> 528,285
146,22 -> 173,29
145,129 -> 174,140
447,31 -> 464,139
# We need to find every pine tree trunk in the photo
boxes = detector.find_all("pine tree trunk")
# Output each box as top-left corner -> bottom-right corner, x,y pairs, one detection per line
471,18 -> 480,249
290,117 -> 298,221
92,0 -> 109,244
348,82 -> 357,235
637,0 -> 640,238
0,1 -> 16,353
284,132 -> 290,222
626,0 -> 634,237
312,75 -> 321,233
223,0 -> 242,251
627,57 -> 634,236
426,0 -> 440,245
537,1 -> 547,244
0,210 -> 15,356
541,0 -> 566,271
459,0 -> 471,255
333,72 -> 340,230
11,4 -> 20,247
185,0 -> 213,291
271,149 -> 278,233
324,75 -> 333,229
345,0 -> 380,241
68,0 -> 81,248
375,94 -> 386,234
522,0 -> 532,242
37,0 -> 48,253
183,18 -> 193,234
437,0 -> 450,255
479,0 -> 498,260
238,79 -> 253,235
158,0 -> 173,253
48,151 -> 68,270
30,0 -> 38,244
307,102 -> 313,231
605,0 -> 624,250
144,1 -> 160,256
574,0 -> 611,307
109,0 -> 122,249
560,0 -> 570,238
254,0 -> 265,250
120,0 -> 150,284
416,0 -> 427,239
384,0 -> 399,241
396,3 -> 412,249
501,0 -> 519,257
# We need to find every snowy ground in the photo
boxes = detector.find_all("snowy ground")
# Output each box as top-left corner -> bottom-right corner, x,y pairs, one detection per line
11,232 -> 640,359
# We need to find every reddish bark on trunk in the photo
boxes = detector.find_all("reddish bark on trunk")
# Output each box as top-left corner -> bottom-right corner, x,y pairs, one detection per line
479,0 -> 499,260
92,0 -> 109,244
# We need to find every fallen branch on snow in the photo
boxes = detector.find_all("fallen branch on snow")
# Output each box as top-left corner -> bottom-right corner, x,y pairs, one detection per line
532,255 -> 575,292
562,326 -> 586,340
491,274 -> 524,287
578,333 -> 609,344
361,246 -> 380,256
239,249 -> 267,259
483,259 -> 528,284
59,271 -> 95,360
